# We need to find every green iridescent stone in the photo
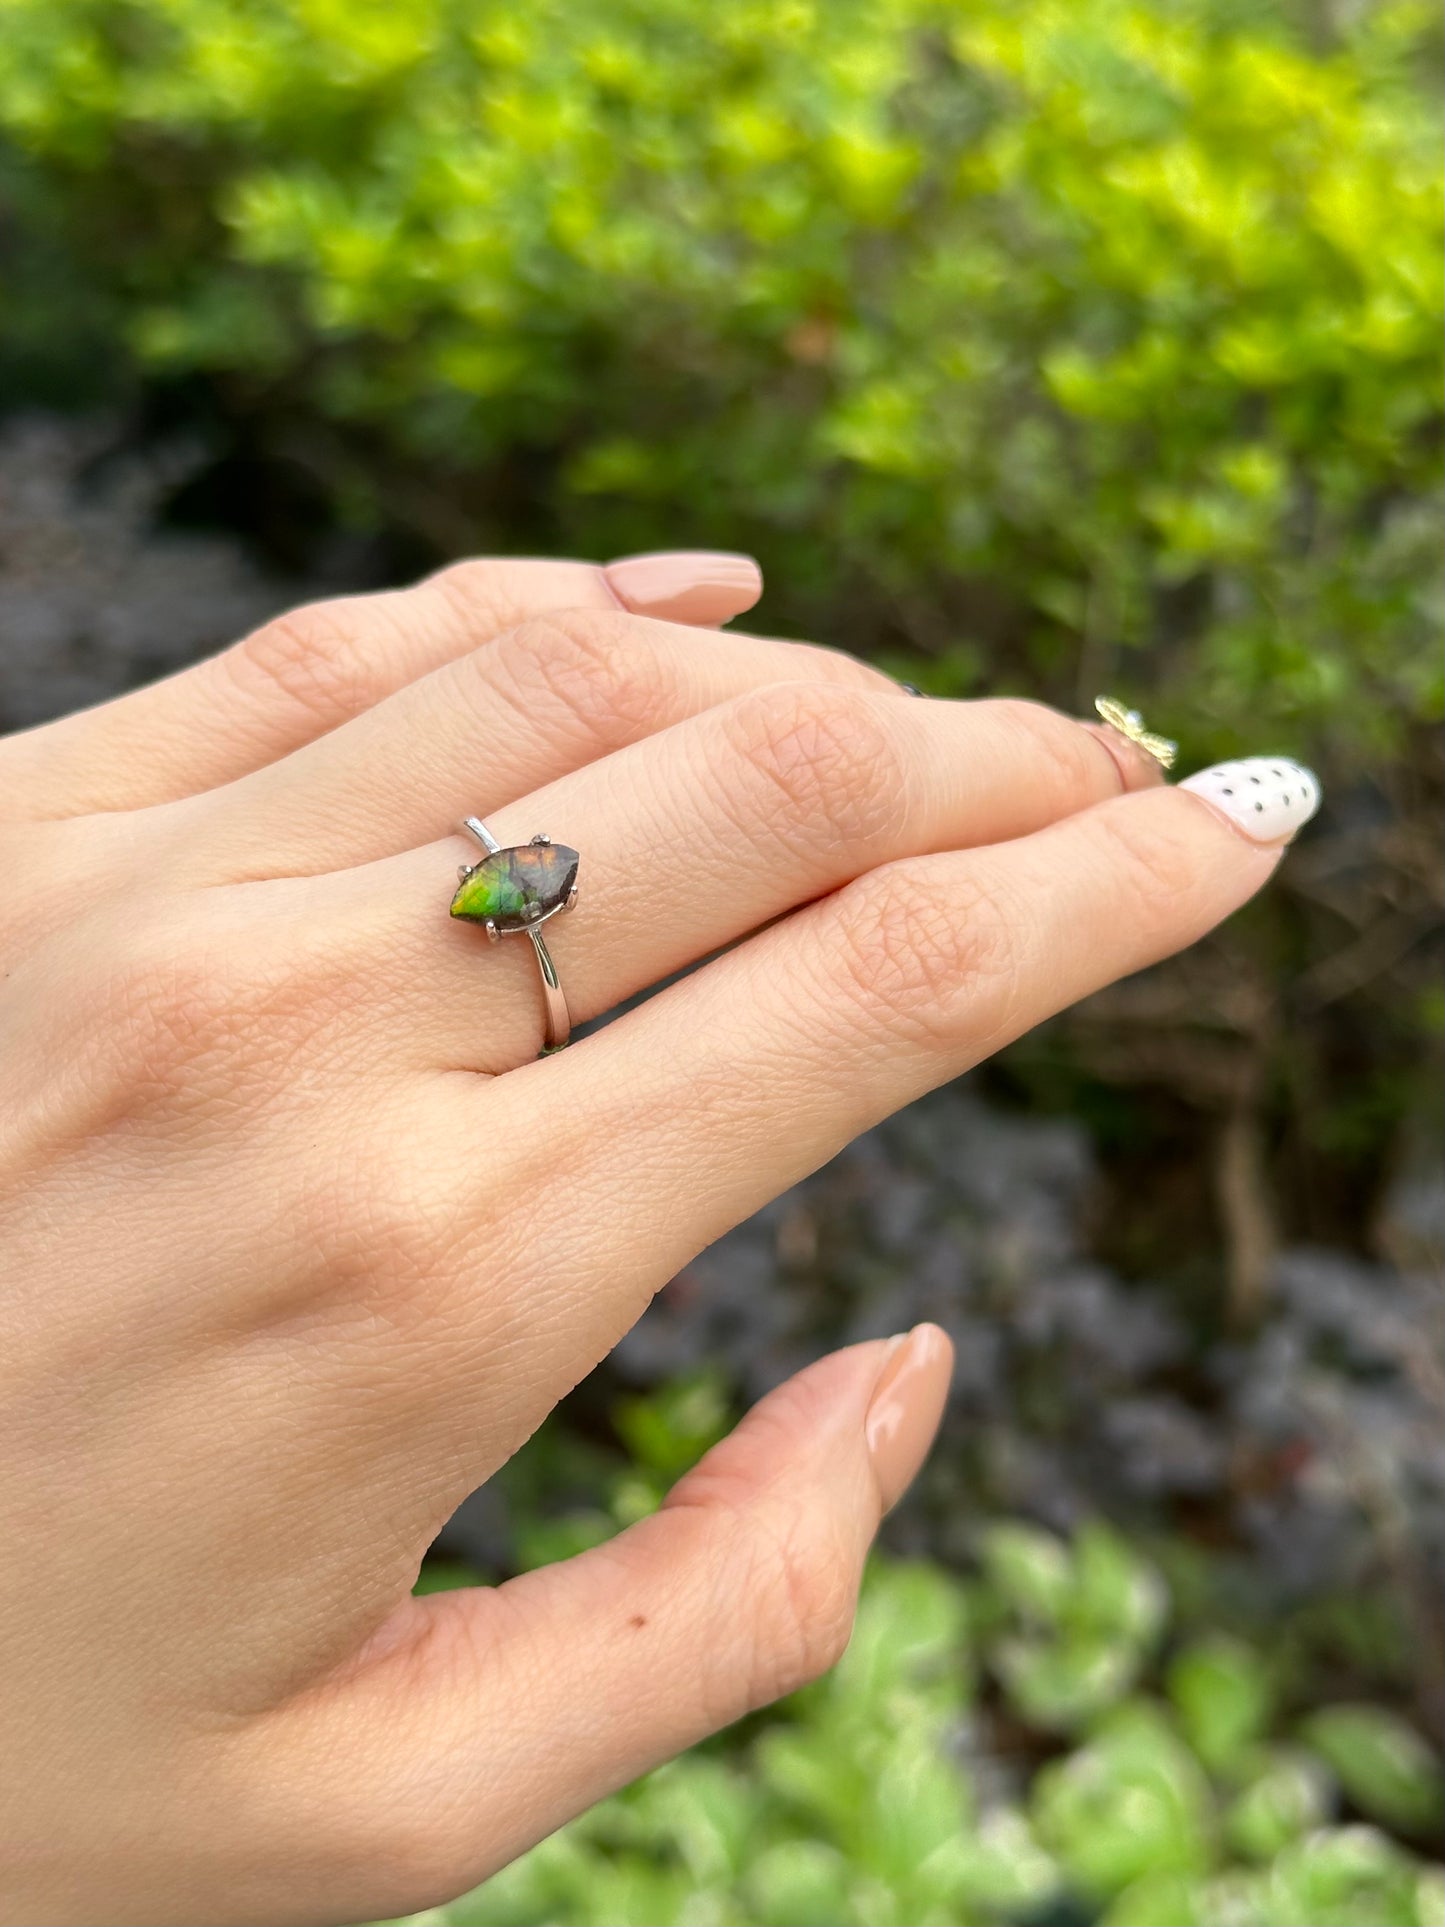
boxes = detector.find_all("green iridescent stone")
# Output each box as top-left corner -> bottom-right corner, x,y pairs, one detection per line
450,841 -> 579,932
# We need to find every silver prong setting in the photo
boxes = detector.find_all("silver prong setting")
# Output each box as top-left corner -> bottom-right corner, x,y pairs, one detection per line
452,817 -> 577,1052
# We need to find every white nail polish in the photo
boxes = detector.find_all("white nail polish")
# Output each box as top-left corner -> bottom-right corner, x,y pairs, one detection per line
1179,756 -> 1321,843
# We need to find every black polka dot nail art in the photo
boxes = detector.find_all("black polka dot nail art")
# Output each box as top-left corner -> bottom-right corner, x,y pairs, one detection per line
1178,757 -> 1321,842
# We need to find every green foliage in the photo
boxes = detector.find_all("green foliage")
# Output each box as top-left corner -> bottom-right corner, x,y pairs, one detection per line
388,1519 -> 1444,1927
1224,1748 -> 1333,1862
1034,1698 -> 1215,1898
1167,1634 -> 1274,1776
1302,1704 -> 1445,1839
2,0 -> 1440,759
487,1371 -> 734,1569
613,1373 -> 733,1491
979,1518 -> 1168,1729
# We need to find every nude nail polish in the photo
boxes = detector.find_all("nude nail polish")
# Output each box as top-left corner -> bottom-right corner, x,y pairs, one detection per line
603,550 -> 763,626
1179,756 -> 1322,844
865,1324 -> 954,1512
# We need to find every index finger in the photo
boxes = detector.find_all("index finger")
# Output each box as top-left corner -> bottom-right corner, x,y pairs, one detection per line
0,551 -> 761,819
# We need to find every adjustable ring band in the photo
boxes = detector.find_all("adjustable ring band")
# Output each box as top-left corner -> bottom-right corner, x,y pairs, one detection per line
450,816 -> 579,1054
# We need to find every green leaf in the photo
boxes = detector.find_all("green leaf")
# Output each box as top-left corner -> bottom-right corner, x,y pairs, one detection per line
944,1807 -> 1061,1915
1167,1636 -> 1274,1777
644,1760 -> 758,1886
612,1373 -> 731,1483
830,1559 -> 971,1708
978,1522 -> 1073,1624
1073,1523 -> 1169,1648
994,1632 -> 1141,1731
1301,1706 -> 1445,1838
1104,1869 -> 1208,1927
1224,1746 -> 1334,1860
744,1840 -> 853,1927
513,1508 -> 614,1571
1032,1700 -> 1215,1898
1263,1825 -> 1433,1927
1417,1866 -> 1445,1927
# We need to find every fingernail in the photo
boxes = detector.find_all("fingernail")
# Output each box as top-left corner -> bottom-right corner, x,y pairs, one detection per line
603,550 -> 763,626
1178,756 -> 1322,844
865,1323 -> 954,1513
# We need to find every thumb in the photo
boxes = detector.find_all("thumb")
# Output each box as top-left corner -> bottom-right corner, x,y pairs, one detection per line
280,1328 -> 952,1922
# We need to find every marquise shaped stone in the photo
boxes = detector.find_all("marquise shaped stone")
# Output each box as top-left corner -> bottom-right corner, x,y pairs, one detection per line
450,842 -> 579,931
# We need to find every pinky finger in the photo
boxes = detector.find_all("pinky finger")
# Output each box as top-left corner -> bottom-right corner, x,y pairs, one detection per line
261,1330 -> 952,1925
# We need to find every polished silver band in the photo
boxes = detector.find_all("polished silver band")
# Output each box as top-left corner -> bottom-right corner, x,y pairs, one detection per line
458,816 -> 573,1053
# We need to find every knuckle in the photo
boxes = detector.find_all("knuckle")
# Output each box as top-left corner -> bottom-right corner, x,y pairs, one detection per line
743,1513 -> 858,1702
425,556 -> 588,632
1089,804 -> 1200,926
496,609 -> 660,752
424,557 -> 510,626
4,893 -> 329,1151
672,1487 -> 859,1713
987,697 -> 1104,798
226,598 -> 380,725
827,862 -> 1019,1044
101,910 -> 244,1067
86,898 -> 323,1111
0,818 -> 89,954
671,1401 -> 862,1713
721,682 -> 905,855
302,1128 -> 449,1312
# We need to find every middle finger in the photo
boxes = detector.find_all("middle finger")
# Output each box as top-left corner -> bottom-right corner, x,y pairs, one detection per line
161,609 -> 901,882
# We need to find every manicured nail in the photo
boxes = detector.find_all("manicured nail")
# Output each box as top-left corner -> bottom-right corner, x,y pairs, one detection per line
865,1323 -> 954,1512
1179,756 -> 1322,844
603,550 -> 763,626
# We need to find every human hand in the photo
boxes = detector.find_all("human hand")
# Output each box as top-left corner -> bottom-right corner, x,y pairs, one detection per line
0,551 -> 1317,1924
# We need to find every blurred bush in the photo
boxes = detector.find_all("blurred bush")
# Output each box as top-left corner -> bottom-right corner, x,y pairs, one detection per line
399,1418 -> 1445,1927
0,0 -> 1440,754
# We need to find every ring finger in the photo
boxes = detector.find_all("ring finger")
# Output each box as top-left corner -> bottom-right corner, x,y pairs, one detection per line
310,682 -> 1160,1073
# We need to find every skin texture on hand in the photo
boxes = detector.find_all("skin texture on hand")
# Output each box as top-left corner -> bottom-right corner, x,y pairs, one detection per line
0,553 -> 1314,1925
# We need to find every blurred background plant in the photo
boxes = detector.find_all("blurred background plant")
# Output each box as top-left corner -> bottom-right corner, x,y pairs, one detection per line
1,0 -> 1440,1919
398,1389 -> 1445,1927
376,1544 -> 1445,1927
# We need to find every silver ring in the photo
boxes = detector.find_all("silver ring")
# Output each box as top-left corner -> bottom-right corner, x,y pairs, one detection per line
450,817 -> 579,1053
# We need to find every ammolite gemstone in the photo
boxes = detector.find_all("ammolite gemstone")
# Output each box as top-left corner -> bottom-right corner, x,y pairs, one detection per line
450,841 -> 579,932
